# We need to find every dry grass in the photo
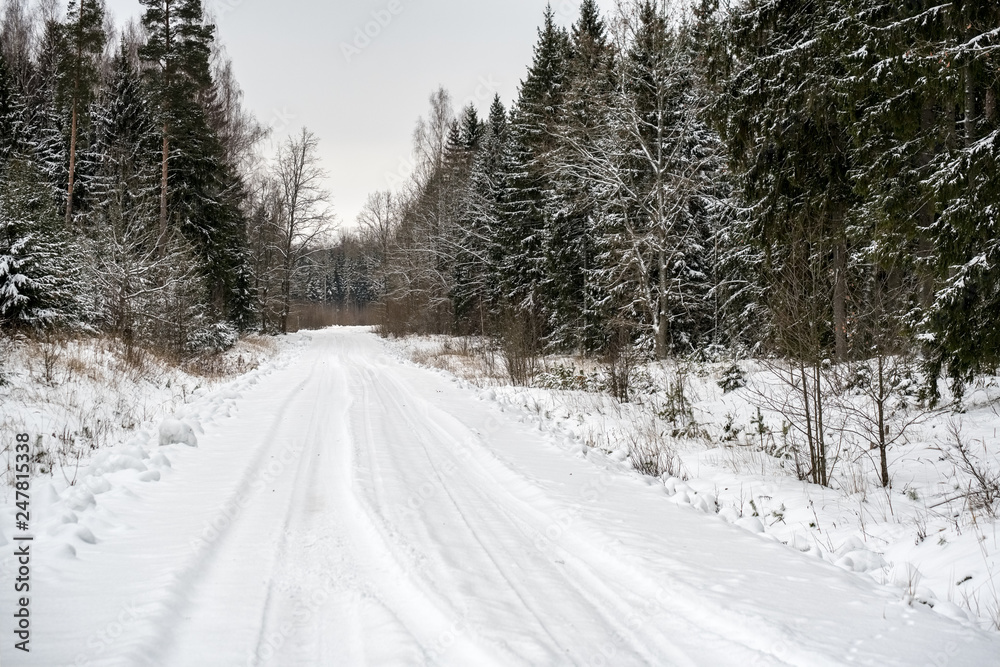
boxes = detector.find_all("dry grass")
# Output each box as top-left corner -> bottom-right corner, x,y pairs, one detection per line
0,331 -> 283,485
182,334 -> 280,378
406,337 -> 506,386
625,416 -> 682,478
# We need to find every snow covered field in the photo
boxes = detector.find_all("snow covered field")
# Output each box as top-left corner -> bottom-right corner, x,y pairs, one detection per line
2,328 -> 1000,666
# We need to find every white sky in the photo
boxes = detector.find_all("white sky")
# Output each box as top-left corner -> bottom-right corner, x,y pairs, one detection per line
102,0 -> 621,229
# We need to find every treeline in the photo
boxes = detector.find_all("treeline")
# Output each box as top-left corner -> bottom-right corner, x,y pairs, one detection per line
362,0 -> 999,400
0,0 -> 337,355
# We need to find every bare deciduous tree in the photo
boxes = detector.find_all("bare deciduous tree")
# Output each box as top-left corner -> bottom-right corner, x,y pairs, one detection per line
273,127 -> 335,333
357,190 -> 395,271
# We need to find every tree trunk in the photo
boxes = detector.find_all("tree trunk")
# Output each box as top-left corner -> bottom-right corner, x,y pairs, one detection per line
656,248 -> 668,359
813,360 -> 827,486
65,104 -> 78,226
877,355 -> 890,488
280,233 -> 294,334
158,1 -> 172,250
964,59 -> 979,146
917,100 -> 936,308
159,128 -> 169,245
833,239 -> 848,361
800,362 -> 816,483
280,267 -> 290,334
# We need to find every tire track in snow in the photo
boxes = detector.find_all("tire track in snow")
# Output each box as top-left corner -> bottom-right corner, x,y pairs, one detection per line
123,366 -> 319,666
350,357 -> 760,666
44,328 -> 1000,667
357,356 -> 836,665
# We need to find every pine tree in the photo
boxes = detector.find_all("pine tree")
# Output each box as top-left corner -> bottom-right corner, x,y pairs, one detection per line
57,0 -> 106,225
140,2 -> 254,322
138,0 -> 214,242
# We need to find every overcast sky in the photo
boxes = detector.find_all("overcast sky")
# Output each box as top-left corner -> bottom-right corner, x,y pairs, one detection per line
102,0 -> 621,229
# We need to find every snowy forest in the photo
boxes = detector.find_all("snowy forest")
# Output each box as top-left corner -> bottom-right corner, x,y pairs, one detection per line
362,0 -> 1000,407
0,0 -> 378,353
3,0 -> 1000,401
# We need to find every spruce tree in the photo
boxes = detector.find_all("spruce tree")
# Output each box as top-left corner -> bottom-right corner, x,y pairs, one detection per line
0,52 -> 17,168
459,104 -> 484,152
0,157 -> 78,326
88,46 -> 161,220
845,0 -> 1000,397
23,16 -> 70,209
140,1 -> 252,321
500,5 -> 570,345
450,106 -> 489,332
543,0 -> 614,352
921,1 -> 1000,395
714,0 -> 856,362
465,95 -> 510,329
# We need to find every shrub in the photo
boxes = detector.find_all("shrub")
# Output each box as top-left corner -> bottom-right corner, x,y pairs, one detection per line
718,364 -> 747,393
187,322 -> 239,355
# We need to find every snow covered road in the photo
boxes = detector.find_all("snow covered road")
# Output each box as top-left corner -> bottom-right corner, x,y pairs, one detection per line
4,328 -> 1000,666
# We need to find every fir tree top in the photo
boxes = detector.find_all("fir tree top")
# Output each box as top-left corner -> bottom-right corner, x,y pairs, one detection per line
514,4 -> 570,133
487,94 -> 507,137
460,104 -> 484,151
572,0 -> 606,51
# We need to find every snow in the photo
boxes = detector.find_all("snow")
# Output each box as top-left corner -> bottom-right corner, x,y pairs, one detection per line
1,328 -> 1000,666
157,418 -> 198,448
389,335 -> 1000,634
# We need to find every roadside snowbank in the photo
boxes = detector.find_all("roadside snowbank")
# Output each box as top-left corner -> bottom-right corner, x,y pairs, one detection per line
0,334 -> 305,564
